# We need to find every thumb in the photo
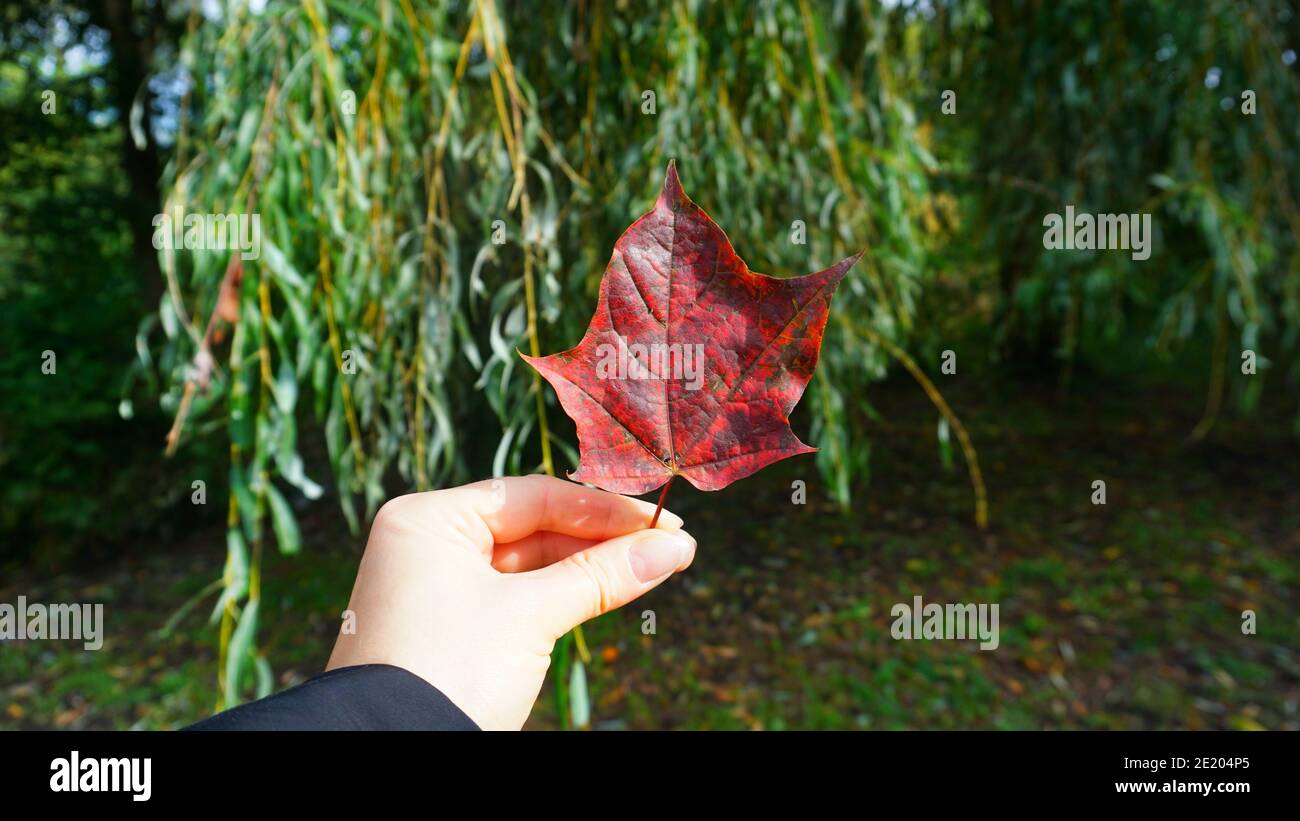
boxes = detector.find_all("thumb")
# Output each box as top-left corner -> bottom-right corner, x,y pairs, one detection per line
520,527 -> 696,639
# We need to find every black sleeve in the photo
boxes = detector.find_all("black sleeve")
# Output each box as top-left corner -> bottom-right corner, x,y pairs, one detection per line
183,664 -> 480,731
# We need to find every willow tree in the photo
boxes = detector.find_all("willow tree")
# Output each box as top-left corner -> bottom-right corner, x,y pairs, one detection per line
136,0 -> 960,721
922,0 -> 1300,429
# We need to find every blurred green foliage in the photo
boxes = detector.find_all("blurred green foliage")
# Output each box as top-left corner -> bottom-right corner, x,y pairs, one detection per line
923,0 -> 1300,411
0,15 -> 215,567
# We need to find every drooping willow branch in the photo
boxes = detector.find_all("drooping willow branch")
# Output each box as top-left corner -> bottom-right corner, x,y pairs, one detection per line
858,322 -> 989,530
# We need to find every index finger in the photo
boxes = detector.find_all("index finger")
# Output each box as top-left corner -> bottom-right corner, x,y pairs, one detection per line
446,475 -> 682,546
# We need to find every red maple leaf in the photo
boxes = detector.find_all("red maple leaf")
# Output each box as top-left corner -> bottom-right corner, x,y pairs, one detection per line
523,162 -> 859,499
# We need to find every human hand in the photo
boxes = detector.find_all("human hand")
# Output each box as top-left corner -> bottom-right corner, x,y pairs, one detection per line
326,475 -> 695,730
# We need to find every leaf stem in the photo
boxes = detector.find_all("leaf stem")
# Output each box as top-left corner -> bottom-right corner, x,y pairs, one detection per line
649,475 -> 676,529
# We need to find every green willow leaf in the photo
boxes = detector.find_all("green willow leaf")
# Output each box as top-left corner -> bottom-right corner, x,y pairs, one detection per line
266,483 -> 302,555
224,599 -> 260,707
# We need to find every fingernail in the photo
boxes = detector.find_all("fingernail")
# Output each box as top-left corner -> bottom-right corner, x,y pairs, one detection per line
630,530 -> 693,582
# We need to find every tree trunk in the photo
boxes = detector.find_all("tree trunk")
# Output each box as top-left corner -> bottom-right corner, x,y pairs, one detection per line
88,0 -> 165,309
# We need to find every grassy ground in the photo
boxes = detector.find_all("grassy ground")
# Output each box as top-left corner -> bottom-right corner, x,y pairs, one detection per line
2,369 -> 1297,730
